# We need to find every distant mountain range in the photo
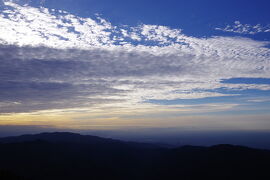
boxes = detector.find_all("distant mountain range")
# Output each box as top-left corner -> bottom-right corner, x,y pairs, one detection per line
0,132 -> 269,180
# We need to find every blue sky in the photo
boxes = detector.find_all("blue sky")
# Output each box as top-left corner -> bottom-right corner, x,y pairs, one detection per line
39,0 -> 270,38
0,0 -> 270,135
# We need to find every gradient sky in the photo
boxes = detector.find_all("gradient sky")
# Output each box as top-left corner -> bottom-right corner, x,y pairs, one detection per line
0,0 -> 270,137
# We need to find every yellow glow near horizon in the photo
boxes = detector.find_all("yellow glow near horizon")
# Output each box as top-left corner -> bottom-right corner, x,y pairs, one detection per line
1,105 -> 270,131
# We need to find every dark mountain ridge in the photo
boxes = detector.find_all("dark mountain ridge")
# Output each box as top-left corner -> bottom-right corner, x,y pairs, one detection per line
0,132 -> 269,180
0,132 -> 161,149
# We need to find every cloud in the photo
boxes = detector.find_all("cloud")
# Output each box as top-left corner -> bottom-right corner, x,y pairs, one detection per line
0,1 -> 114,47
247,99 -> 270,103
215,21 -> 270,34
0,2 -> 270,114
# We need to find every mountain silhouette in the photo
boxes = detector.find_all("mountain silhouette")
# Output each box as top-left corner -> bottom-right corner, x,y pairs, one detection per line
0,132 -> 269,180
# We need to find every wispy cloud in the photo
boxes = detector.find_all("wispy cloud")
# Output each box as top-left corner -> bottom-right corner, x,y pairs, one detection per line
0,2 -> 270,114
215,21 -> 270,34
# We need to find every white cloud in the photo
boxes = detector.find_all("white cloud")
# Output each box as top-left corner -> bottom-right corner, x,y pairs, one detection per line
0,2 -> 270,113
0,1 -> 114,47
215,21 -> 270,34
247,99 -> 270,103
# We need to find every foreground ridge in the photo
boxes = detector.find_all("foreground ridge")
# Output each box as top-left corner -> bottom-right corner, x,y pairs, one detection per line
0,132 -> 270,180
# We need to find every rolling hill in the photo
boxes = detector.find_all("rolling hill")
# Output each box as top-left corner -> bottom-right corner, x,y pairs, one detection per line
0,132 -> 269,180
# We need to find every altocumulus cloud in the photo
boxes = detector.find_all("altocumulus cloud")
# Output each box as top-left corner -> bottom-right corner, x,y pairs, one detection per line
215,21 -> 270,35
0,1 -> 270,113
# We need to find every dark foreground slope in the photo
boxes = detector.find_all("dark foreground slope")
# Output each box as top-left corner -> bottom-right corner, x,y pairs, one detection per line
0,132 -> 269,180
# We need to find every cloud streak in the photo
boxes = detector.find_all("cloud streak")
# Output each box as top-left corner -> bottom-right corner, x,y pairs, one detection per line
215,21 -> 270,35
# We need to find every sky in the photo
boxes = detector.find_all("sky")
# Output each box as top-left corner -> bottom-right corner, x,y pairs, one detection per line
0,0 -> 270,146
